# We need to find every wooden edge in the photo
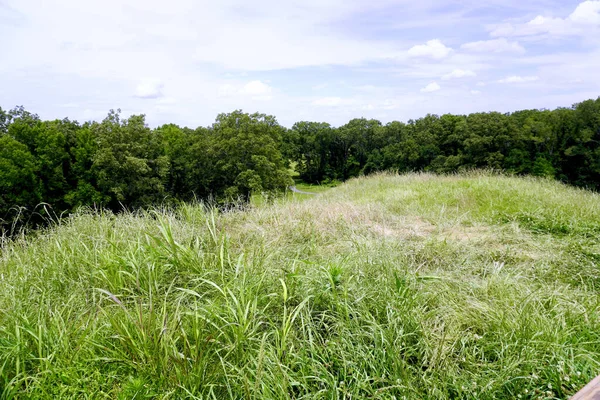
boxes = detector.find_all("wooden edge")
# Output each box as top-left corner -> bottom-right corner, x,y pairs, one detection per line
571,375 -> 600,400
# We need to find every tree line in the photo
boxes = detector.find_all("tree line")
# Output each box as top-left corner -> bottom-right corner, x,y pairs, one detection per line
0,108 -> 292,230
1,97 -> 599,230
286,97 -> 600,187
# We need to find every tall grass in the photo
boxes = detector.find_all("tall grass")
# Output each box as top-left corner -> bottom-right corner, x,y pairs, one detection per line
1,172 -> 599,398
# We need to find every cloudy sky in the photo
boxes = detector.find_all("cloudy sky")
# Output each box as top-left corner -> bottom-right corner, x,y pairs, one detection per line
1,0 -> 599,127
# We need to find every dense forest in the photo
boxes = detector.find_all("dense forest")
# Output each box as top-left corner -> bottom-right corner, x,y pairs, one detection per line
1,97 -> 600,231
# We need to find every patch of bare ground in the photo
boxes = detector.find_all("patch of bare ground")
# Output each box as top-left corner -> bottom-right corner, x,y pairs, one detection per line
444,225 -> 491,241
368,217 -> 494,243
369,216 -> 436,239
230,200 -> 498,247
228,199 -> 546,267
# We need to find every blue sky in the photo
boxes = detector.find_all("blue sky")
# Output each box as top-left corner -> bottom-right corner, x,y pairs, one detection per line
0,0 -> 599,127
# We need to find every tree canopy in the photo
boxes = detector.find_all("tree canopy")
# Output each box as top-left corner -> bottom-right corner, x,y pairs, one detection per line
1,97 -> 600,231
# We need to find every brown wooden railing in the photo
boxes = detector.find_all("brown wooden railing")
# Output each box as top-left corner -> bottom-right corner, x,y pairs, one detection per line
572,375 -> 600,400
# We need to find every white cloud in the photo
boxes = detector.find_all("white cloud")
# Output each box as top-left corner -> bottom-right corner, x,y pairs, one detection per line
476,81 -> 486,87
1,0 -> 410,78
312,97 -> 343,106
1,0 -> 598,128
498,75 -> 540,83
315,95 -> 383,110
240,80 -> 273,100
441,69 -> 476,80
381,99 -> 401,110
408,39 -> 452,60
218,80 -> 273,100
157,97 -> 176,105
490,1 -> 600,37
355,85 -> 379,92
471,90 -> 481,95
218,84 -> 238,98
569,1 -> 600,25
59,103 -> 80,108
420,82 -> 441,92
461,38 -> 525,54
240,80 -> 272,95
135,79 -> 163,99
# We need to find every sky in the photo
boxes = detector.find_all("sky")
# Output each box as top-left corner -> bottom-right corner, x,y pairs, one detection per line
0,0 -> 599,128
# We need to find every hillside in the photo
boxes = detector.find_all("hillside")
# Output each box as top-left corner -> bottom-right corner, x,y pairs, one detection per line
1,172 -> 600,399
3,97 -> 600,233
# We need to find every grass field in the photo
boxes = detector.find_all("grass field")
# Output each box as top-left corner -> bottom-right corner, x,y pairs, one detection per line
250,181 -> 334,206
1,172 -> 600,399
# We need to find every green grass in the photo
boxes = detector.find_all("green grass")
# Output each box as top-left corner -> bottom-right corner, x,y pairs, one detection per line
250,181 -> 334,206
1,171 -> 600,399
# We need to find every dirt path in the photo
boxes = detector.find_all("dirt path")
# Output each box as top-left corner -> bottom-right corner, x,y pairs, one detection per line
289,186 -> 317,195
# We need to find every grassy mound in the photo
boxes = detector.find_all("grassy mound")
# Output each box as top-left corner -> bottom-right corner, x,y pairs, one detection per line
1,172 -> 600,399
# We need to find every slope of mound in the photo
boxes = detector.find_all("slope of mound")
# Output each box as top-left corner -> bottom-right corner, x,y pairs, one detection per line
1,172 -> 599,399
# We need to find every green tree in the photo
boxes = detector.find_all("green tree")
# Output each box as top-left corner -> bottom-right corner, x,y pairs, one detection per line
158,124 -> 213,200
531,157 -> 556,178
64,123 -> 104,208
7,108 -> 73,211
289,121 -> 334,183
209,111 -> 292,201
91,110 -> 169,209
338,118 -> 382,179
0,107 -> 9,134
0,135 -> 40,223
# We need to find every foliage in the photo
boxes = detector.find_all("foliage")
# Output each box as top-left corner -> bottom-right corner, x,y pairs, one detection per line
0,135 -> 39,223
91,110 -> 170,208
0,108 -> 292,231
207,111 -> 293,201
288,121 -> 334,183
2,97 -> 600,231
285,98 -> 600,188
